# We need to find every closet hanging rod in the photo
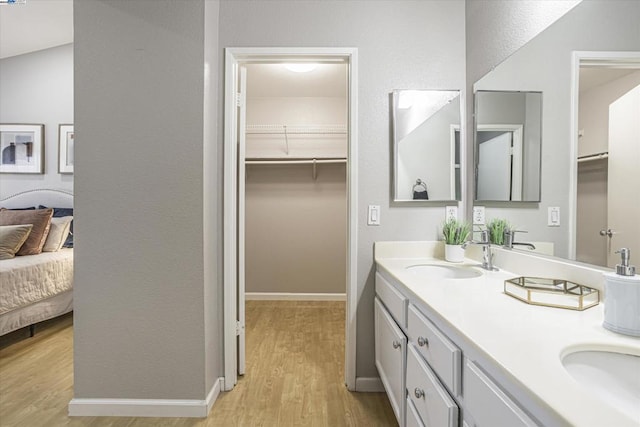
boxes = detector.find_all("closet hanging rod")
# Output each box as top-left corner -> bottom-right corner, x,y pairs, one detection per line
246,124 -> 347,135
577,152 -> 609,163
246,158 -> 347,165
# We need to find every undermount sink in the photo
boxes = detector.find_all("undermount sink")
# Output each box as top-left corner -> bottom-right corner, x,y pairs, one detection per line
406,264 -> 482,279
561,347 -> 640,419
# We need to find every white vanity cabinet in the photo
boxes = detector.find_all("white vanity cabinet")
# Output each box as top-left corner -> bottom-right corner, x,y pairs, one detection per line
375,269 -> 540,427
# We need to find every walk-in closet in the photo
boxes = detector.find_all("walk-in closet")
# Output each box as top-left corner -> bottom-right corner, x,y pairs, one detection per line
243,63 -> 348,298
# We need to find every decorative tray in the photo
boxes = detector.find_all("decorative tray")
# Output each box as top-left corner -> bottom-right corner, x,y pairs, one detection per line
504,277 -> 599,311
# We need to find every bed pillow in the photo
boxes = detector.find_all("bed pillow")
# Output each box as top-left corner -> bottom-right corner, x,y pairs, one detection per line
0,224 -> 33,260
0,208 -> 54,255
39,206 -> 74,248
42,216 -> 73,252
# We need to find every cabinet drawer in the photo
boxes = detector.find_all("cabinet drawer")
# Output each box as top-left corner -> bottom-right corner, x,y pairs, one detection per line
406,397 -> 425,427
464,360 -> 537,427
408,304 -> 461,395
374,297 -> 406,426
406,345 -> 459,427
375,272 -> 408,329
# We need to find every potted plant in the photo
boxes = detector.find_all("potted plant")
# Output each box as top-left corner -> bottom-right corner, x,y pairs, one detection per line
442,218 -> 471,262
486,218 -> 511,245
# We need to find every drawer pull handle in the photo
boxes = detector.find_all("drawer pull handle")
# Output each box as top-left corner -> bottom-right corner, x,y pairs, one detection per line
417,336 -> 429,347
414,388 -> 425,399
392,340 -> 401,349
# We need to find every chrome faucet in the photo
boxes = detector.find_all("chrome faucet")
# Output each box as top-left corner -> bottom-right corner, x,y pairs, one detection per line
503,229 -> 536,251
462,230 -> 498,271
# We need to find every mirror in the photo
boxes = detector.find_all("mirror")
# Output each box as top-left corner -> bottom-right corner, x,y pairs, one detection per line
392,90 -> 462,202
471,0 -> 640,264
475,90 -> 542,202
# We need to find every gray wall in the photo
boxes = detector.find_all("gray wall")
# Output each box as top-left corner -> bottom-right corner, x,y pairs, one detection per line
74,0 -> 220,400
0,44 -> 73,199
219,0 -> 466,379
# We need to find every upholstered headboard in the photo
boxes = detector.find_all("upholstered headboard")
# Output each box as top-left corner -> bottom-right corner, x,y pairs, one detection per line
0,189 -> 74,209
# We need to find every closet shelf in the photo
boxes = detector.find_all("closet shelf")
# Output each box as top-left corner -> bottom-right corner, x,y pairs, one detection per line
577,152 -> 608,163
246,124 -> 347,135
245,158 -> 346,180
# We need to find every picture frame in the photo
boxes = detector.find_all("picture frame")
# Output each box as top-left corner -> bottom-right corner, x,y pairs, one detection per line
58,124 -> 74,174
0,124 -> 45,174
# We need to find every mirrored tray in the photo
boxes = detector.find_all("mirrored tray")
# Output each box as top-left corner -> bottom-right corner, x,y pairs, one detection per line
504,277 -> 599,311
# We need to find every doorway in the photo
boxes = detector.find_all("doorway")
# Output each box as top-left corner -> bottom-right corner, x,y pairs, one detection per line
571,52 -> 640,266
223,48 -> 358,391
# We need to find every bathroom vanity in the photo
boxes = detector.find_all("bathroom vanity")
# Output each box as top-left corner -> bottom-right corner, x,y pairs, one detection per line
374,241 -> 640,427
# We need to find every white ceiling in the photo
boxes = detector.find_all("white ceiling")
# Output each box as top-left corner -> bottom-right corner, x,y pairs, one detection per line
246,63 -> 347,98
579,67 -> 639,93
0,0 -> 73,59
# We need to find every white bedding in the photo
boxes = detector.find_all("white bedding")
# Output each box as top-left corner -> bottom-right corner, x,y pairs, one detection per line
0,249 -> 73,315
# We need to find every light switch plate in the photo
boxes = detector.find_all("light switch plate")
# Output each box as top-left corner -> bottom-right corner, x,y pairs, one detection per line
473,206 -> 486,225
548,207 -> 560,226
445,206 -> 458,222
368,205 -> 380,226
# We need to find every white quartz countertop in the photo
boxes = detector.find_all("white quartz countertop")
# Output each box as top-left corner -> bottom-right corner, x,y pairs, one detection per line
375,244 -> 640,427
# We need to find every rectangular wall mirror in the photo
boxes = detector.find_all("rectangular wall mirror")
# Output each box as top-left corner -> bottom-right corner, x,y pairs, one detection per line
392,89 -> 462,202
474,90 -> 542,202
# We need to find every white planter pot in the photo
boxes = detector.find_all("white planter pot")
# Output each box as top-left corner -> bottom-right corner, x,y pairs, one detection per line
445,244 -> 465,263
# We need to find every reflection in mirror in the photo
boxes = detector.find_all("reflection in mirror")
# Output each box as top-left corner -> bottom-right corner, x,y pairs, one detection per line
392,90 -> 461,202
475,91 -> 542,202
470,0 -> 639,263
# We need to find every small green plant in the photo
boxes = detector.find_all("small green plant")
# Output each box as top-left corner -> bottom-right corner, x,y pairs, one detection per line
442,218 -> 471,245
486,218 -> 511,245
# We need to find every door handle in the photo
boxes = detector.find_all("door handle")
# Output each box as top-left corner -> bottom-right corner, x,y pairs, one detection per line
599,229 -> 617,238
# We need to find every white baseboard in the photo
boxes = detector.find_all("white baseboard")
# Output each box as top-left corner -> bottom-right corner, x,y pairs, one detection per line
68,377 -> 222,418
355,377 -> 385,392
245,292 -> 346,301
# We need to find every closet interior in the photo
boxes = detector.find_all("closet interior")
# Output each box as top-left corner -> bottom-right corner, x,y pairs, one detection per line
243,63 -> 348,298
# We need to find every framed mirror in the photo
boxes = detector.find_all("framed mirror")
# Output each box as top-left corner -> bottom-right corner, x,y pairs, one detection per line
470,0 -> 639,264
392,90 -> 462,202
474,90 -> 542,202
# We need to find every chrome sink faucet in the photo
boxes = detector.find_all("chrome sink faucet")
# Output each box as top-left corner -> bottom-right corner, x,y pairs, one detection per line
462,230 -> 498,271
503,229 -> 536,251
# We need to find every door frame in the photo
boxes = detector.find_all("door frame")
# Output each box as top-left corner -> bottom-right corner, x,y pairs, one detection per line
223,47 -> 358,391
569,51 -> 640,259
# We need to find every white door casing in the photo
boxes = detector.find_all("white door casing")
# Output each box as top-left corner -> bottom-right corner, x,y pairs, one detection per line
223,47 -> 358,391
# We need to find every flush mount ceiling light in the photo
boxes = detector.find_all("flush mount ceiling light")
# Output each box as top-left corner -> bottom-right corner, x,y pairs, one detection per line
283,63 -> 317,73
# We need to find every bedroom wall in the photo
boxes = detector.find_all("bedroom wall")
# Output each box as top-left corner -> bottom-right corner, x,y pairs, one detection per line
219,0 -> 466,380
0,44 -> 74,199
73,0 -> 220,404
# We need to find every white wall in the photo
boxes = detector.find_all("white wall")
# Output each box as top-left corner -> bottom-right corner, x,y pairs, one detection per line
0,44 -> 73,198
74,0 -> 220,403
219,0 -> 466,379
471,0 -> 640,258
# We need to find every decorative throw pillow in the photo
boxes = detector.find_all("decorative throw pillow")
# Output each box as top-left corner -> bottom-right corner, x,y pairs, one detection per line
0,224 -> 33,260
39,206 -> 74,248
0,208 -> 54,255
42,216 -> 73,252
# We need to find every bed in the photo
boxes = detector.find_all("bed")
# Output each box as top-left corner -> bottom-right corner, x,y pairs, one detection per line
0,189 -> 74,336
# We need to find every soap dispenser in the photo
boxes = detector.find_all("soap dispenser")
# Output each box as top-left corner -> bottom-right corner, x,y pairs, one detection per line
603,248 -> 640,336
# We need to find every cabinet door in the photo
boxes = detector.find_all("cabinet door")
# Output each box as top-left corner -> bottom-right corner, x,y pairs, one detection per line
407,397 -> 426,427
375,297 -> 406,426
464,360 -> 537,427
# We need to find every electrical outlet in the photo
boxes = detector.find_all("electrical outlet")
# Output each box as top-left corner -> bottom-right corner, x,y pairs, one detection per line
473,206 -> 485,225
548,207 -> 560,226
445,206 -> 458,222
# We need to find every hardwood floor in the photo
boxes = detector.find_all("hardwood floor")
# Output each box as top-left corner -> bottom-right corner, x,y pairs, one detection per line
0,301 -> 396,426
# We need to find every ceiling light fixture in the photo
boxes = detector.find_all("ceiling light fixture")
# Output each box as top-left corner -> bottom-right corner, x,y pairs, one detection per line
283,63 -> 317,73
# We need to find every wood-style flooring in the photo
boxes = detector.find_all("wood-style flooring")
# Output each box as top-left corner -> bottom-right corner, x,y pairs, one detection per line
0,301 -> 396,426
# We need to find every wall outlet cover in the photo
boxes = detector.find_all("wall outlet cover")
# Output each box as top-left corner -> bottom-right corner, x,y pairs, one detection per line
367,205 -> 380,226
548,207 -> 560,226
445,206 -> 458,222
473,206 -> 486,225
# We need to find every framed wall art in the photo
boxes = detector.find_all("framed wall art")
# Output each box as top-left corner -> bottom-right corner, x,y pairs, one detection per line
58,124 -> 74,174
0,124 -> 45,174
